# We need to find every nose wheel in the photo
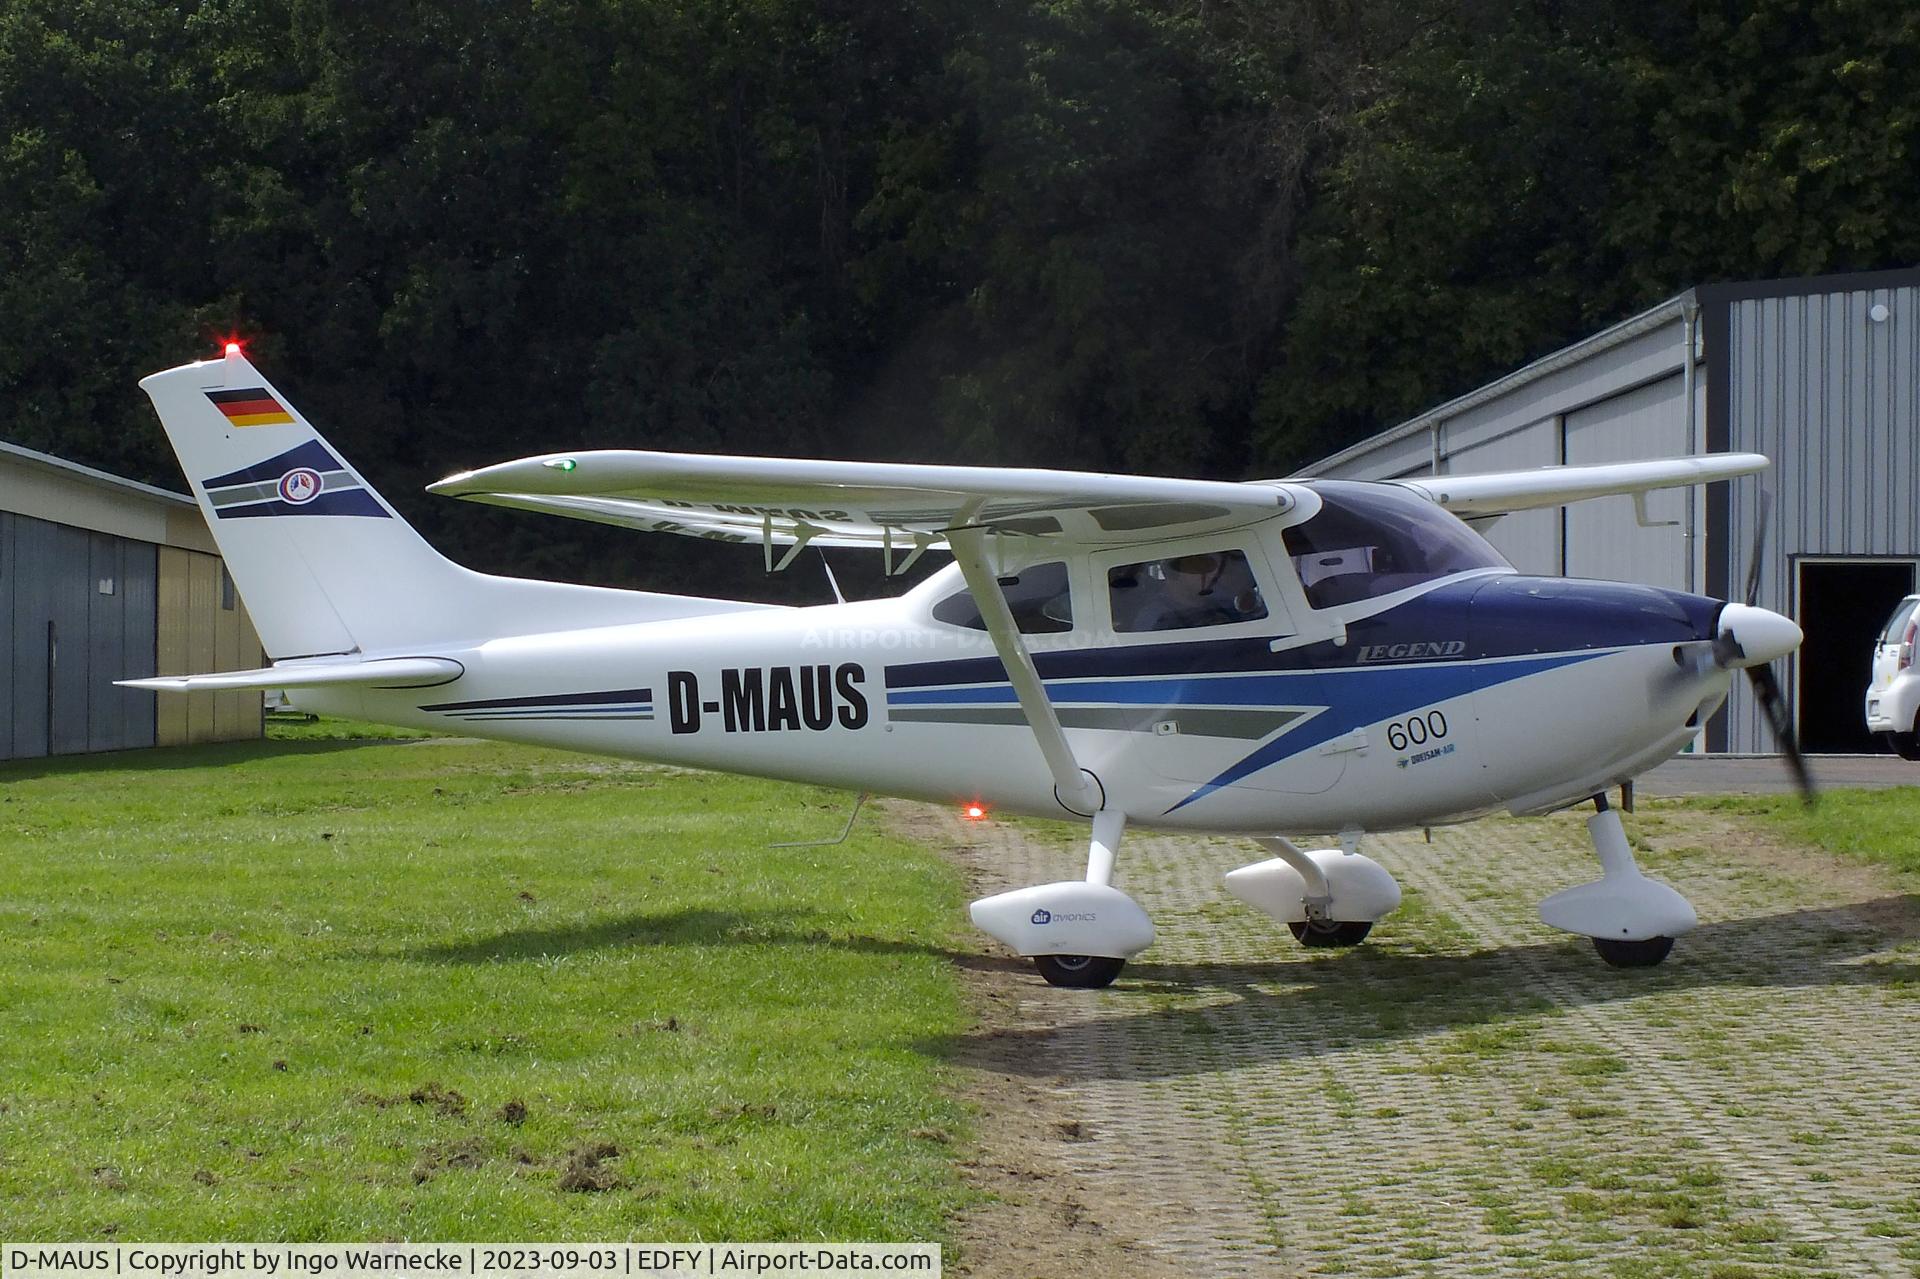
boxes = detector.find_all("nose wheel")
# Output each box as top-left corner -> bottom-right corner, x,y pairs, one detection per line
1033,954 -> 1128,988
1539,798 -> 1696,966
1592,935 -> 1675,968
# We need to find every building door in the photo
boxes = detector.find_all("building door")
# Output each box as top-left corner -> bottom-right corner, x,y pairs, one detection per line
1797,559 -> 1917,753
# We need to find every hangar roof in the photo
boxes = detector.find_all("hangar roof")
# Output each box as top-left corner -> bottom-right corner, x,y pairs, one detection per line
0,438 -> 215,553
1295,292 -> 1697,477
0,438 -> 194,508
1298,266 -> 1920,478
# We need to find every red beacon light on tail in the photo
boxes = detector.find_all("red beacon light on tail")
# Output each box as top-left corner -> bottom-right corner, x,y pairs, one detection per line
962,802 -> 989,822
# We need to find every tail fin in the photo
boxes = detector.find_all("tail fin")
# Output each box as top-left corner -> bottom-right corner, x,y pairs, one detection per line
140,348 -> 766,659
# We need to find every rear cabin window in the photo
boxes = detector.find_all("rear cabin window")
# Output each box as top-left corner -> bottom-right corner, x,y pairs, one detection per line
1108,548 -> 1268,633
1882,598 -> 1919,645
932,561 -> 1074,634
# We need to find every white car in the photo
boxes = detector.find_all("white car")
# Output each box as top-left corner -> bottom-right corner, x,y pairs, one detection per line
1866,593 -> 1920,759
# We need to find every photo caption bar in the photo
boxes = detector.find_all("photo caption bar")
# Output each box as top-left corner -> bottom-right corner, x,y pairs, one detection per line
2,1246 -> 939,1279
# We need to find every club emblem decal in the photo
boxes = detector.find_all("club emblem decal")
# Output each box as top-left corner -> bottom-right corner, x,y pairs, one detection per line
278,467 -> 324,505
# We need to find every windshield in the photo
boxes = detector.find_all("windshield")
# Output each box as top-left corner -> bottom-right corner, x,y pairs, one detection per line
1283,481 -> 1509,609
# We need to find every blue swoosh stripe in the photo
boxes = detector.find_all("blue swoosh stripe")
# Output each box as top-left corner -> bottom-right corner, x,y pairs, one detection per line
216,489 -> 389,520
201,440 -> 345,489
1166,650 -> 1609,812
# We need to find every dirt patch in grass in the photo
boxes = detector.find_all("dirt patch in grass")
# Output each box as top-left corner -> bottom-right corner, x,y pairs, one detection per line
557,1142 -> 624,1193
413,1138 -> 488,1184
353,1081 -> 470,1118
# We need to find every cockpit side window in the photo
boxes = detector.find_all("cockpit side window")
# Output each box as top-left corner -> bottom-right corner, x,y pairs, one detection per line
1282,481 -> 1509,609
1108,548 -> 1269,633
931,561 -> 1074,633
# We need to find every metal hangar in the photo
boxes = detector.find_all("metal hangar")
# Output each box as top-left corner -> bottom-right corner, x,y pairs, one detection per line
1,440 -> 264,761
1297,267 -> 1920,754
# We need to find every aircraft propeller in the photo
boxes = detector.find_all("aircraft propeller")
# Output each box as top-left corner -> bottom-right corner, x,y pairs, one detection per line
1707,492 -> 1816,803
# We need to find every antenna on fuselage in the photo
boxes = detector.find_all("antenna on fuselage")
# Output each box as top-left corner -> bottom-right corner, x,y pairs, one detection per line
820,549 -> 847,604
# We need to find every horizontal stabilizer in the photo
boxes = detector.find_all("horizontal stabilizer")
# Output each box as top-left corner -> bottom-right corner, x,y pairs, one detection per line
120,656 -> 464,694
1389,453 -> 1769,516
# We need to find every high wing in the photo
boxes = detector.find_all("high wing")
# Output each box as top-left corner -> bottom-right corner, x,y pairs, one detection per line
429,449 -> 1297,813
427,446 -> 1766,818
1383,454 -> 1769,517
427,451 -> 1294,561
120,656 -> 464,694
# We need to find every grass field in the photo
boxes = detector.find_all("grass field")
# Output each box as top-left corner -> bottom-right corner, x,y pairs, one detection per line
1679,786 -> 1920,875
0,733 -> 971,1241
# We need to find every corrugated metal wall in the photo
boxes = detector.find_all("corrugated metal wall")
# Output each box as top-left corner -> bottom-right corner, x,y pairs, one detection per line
155,546 -> 261,746
1,512 -> 160,759
1301,272 -> 1920,754
1449,419 -> 1563,575
2,511 -> 263,762
1722,283 -> 1920,751
1309,311 -> 1697,588
1563,376 -> 1691,591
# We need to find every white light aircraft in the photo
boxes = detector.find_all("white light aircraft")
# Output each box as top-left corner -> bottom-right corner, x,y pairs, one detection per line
126,345 -> 1808,987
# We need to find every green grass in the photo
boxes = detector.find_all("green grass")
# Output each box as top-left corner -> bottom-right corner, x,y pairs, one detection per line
266,714 -> 438,741
0,738 -> 971,1240
1675,787 -> 1920,875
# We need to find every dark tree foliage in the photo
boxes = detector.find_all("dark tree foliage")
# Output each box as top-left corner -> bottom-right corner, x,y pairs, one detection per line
2,0 -> 1915,596
1260,0 -> 1920,465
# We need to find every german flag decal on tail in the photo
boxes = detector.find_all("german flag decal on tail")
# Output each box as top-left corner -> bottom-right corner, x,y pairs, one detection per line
206,387 -> 296,427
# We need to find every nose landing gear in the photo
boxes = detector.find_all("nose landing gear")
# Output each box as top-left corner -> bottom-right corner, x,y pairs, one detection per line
1539,795 -> 1695,966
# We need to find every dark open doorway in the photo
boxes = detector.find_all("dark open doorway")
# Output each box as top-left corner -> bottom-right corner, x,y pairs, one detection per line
1797,559 -> 1917,753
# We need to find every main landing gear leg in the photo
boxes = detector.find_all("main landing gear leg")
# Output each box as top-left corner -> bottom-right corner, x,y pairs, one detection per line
967,807 -> 1154,990
1539,795 -> 1697,967
1034,809 -> 1131,988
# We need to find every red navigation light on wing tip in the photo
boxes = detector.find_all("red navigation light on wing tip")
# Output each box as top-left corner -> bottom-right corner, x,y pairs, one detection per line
224,341 -> 242,357
963,802 -> 988,821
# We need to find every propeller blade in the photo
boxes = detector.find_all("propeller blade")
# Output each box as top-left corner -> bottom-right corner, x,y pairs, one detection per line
1745,663 -> 1815,804
1744,490 -> 1772,608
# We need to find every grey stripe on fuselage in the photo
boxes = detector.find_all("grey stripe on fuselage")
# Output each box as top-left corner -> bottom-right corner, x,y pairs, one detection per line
888,705 -> 1305,739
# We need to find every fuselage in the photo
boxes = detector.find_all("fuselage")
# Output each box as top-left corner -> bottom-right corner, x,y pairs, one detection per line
300,563 -> 1734,835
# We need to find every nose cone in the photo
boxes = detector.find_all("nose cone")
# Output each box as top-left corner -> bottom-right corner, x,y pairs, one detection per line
1716,602 -> 1802,667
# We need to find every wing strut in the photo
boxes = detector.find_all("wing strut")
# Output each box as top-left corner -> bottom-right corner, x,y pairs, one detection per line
948,527 -> 1100,815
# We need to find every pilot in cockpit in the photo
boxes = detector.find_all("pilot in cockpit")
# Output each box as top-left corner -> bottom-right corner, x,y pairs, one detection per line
1129,551 -> 1265,631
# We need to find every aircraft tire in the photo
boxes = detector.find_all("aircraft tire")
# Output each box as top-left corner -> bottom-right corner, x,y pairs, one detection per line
1888,730 -> 1920,762
1033,954 -> 1126,988
1287,920 -> 1373,948
1592,935 -> 1675,967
